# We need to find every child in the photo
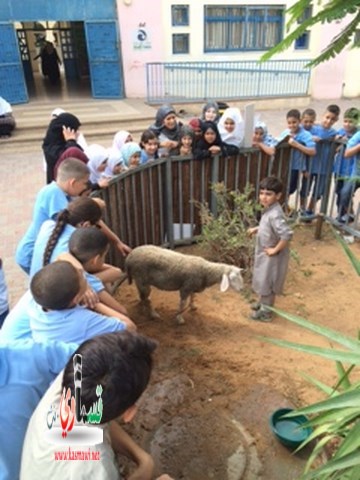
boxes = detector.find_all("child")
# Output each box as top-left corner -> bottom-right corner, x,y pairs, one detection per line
106,130 -> 132,176
178,125 -> 195,156
301,108 -> 317,132
279,109 -> 316,213
201,101 -> 220,123
338,129 -> 360,223
84,143 -> 110,188
0,339 -> 77,480
218,107 -> 244,156
121,141 -> 142,169
193,121 -> 223,160
140,129 -> 159,164
188,117 -> 202,141
252,121 -> 276,156
15,158 -> 91,274
305,104 -> 340,215
150,105 -> 181,157
248,177 -> 293,322
333,108 -> 359,217
68,227 -> 129,314
0,258 -> 9,327
20,331 -> 173,480
29,198 -> 126,315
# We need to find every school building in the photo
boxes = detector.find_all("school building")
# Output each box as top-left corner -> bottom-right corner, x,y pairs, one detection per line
1,0 -> 359,104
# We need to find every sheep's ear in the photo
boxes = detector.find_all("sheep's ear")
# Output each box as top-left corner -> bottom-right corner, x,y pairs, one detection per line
220,273 -> 230,292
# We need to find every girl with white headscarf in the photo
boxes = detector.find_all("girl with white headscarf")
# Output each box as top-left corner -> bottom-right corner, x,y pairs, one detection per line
84,144 -> 110,186
121,142 -> 141,169
106,130 -> 132,176
218,107 -> 244,156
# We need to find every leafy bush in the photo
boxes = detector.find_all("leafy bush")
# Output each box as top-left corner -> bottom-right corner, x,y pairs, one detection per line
196,182 -> 260,280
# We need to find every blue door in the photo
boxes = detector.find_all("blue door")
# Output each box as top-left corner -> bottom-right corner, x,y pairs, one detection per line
0,23 -> 28,103
85,21 -> 124,99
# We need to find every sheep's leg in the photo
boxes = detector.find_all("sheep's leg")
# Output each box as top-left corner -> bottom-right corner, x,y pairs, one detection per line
189,294 -> 197,311
175,293 -> 191,325
136,282 -> 160,320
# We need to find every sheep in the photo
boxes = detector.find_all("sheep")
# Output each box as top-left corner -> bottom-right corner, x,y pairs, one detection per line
124,245 -> 244,324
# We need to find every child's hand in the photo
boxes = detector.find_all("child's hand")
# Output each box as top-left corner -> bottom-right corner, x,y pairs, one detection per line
162,140 -> 178,149
98,177 -> 110,189
264,247 -> 278,256
62,125 -> 77,141
288,137 -> 297,147
312,136 -> 321,143
80,287 -> 99,309
116,240 -> 132,257
247,227 -> 258,236
209,145 -> 221,154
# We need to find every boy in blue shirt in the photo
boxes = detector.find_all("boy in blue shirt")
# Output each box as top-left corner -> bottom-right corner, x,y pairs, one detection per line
333,108 -> 359,217
304,104 -> 340,216
278,109 -> 315,213
1,260 -> 135,343
0,339 -> 77,480
15,158 -> 90,274
301,108 -> 317,133
338,129 -> 360,223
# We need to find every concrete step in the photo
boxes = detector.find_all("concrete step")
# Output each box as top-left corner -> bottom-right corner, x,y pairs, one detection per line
2,98 -> 158,153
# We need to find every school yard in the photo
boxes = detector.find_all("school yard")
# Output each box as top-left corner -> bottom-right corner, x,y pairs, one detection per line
1,97 -> 360,479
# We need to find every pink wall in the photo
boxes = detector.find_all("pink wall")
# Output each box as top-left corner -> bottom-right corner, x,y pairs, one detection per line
117,0 -> 165,98
311,19 -> 348,99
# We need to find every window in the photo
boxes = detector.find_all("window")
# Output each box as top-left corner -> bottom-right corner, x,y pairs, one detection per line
172,33 -> 189,54
172,5 -> 189,26
204,5 -> 284,52
294,6 -> 312,50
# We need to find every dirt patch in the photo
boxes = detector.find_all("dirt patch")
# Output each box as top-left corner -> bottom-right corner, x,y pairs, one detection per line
115,223 -> 360,479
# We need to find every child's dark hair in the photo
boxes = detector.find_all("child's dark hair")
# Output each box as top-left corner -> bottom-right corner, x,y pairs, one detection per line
69,227 -> 109,265
326,104 -> 340,117
302,108 -> 316,118
259,176 -> 283,194
286,109 -> 301,120
344,107 -> 360,124
43,198 -> 103,267
62,331 -> 158,423
179,125 -> 195,141
31,261 -> 80,310
140,129 -> 158,148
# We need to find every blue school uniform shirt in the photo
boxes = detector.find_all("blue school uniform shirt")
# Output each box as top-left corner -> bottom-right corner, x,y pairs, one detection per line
0,339 -> 77,480
140,149 -> 158,165
333,128 -> 358,177
15,182 -> 70,273
29,221 -> 104,294
278,126 -> 315,171
309,124 -> 337,175
347,130 -> 360,178
0,290 -> 33,341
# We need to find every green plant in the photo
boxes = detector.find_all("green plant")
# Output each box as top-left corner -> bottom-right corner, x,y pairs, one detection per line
263,310 -> 360,479
196,182 -> 260,280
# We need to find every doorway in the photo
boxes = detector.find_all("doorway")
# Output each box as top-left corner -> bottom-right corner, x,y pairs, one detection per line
16,21 -> 91,101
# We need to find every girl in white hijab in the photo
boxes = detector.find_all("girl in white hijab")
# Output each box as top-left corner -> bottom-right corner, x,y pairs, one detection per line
85,144 -> 109,185
106,130 -> 132,176
218,107 -> 244,155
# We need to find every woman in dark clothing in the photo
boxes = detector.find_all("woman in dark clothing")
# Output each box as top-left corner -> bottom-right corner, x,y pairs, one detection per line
193,121 -> 224,160
42,112 -> 82,184
149,104 -> 182,157
34,42 -> 62,84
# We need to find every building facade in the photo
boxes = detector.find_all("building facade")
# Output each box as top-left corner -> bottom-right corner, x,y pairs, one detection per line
0,0 -> 358,104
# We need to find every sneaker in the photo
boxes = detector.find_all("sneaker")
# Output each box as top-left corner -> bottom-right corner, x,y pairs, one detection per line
250,302 -> 261,311
250,309 -> 272,322
340,214 -> 355,224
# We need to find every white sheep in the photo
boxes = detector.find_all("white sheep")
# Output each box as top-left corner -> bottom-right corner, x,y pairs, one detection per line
124,245 -> 244,324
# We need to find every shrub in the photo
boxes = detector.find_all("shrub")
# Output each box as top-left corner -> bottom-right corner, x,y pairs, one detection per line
196,182 -> 260,281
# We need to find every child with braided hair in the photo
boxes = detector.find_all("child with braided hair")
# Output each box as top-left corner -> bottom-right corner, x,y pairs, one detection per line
30,197 -> 128,316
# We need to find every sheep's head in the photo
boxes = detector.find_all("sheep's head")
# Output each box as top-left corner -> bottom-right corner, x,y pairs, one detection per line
220,266 -> 244,292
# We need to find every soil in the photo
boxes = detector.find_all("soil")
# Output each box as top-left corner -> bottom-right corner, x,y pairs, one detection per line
115,223 -> 360,480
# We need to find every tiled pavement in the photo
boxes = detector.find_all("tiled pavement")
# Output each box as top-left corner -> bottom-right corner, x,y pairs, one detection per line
1,96 -> 359,307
